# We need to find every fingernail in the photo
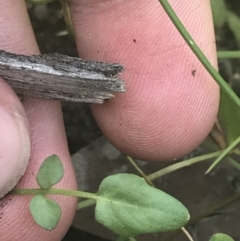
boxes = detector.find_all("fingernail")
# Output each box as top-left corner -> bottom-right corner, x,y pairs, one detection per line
0,106 -> 30,198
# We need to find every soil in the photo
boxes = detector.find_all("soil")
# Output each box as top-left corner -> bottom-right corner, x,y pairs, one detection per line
25,1 -> 240,241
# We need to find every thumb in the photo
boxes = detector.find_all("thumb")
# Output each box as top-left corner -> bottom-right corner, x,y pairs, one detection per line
0,80 -> 30,198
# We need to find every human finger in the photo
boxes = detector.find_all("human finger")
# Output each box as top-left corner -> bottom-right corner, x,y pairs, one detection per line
0,1 -> 77,241
69,0 -> 219,161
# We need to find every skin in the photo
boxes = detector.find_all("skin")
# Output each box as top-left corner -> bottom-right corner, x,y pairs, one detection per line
0,0 -> 219,240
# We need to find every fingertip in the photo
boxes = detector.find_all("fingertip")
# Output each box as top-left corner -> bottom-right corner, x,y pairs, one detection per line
71,0 -> 220,161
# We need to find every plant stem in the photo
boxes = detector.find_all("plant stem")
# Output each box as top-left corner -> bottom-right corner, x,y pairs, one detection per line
147,150 -> 223,180
127,156 -> 154,186
218,51 -> 240,58
205,136 -> 240,174
11,188 -> 98,200
75,150 -> 223,210
77,199 -> 96,210
181,227 -> 194,241
158,0 -> 240,108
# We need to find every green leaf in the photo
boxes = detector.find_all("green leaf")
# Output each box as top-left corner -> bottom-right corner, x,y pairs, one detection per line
37,155 -> 64,189
219,91 -> 240,145
209,233 -> 235,241
95,174 -> 189,237
30,195 -> 61,230
210,0 -> 227,29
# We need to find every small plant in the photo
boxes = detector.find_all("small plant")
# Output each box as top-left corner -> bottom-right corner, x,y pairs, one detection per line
17,0 -> 240,240
12,155 -> 236,241
12,155 -> 189,239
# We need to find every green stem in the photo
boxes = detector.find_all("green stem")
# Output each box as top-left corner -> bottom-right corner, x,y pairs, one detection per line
127,156 -> 154,186
75,151 -> 223,210
42,150 -> 223,211
11,188 -> 98,200
218,51 -> 240,59
158,0 -> 240,108
77,199 -> 96,210
147,150 -> 223,181
205,135 -> 240,174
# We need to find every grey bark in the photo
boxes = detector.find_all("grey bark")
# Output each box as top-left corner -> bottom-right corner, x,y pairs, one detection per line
0,50 -> 125,104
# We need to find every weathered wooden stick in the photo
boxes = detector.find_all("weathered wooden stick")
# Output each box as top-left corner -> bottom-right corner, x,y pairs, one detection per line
0,50 -> 125,104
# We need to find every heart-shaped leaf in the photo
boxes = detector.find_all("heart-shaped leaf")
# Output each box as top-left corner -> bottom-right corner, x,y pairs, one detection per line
209,233 -> 235,241
37,155 -> 64,189
95,173 -> 189,237
30,195 -> 61,230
